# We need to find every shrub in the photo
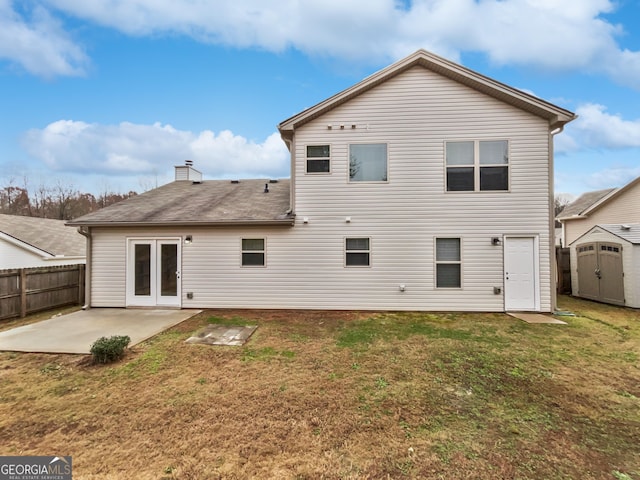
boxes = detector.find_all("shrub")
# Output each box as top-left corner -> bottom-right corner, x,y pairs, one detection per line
90,335 -> 131,364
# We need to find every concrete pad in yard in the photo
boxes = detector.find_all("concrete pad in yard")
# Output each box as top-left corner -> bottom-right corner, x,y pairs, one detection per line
507,312 -> 567,324
0,308 -> 201,355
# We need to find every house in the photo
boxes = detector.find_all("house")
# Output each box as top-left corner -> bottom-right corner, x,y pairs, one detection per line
570,224 -> 640,308
557,176 -> 640,247
67,49 -> 575,312
0,214 -> 86,269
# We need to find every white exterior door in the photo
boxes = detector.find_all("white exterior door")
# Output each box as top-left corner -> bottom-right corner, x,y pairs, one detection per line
126,238 -> 181,307
504,236 -> 538,311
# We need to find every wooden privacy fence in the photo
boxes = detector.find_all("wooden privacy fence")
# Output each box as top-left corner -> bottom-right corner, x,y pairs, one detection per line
556,247 -> 572,294
0,264 -> 85,320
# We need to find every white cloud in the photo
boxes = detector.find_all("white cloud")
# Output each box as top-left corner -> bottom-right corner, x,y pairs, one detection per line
0,0 -> 87,77
559,103 -> 640,152
31,0 -> 638,87
21,120 -> 290,179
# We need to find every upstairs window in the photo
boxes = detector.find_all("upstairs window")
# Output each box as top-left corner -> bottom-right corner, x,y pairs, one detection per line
349,143 -> 388,182
241,238 -> 265,267
345,237 -> 370,267
435,238 -> 461,288
446,140 -> 508,191
306,145 -> 331,173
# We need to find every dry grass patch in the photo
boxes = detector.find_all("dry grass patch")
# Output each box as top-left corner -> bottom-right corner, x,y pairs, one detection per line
0,297 -> 638,479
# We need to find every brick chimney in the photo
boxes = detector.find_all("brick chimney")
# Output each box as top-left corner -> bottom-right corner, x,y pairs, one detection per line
174,160 -> 202,183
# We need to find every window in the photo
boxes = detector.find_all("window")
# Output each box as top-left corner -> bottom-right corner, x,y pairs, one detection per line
306,145 -> 330,173
242,238 -> 265,266
349,144 -> 387,182
436,238 -> 461,288
345,237 -> 370,266
446,140 -> 508,191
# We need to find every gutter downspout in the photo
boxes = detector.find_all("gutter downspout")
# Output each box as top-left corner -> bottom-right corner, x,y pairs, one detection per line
549,123 -> 566,313
77,226 -> 91,309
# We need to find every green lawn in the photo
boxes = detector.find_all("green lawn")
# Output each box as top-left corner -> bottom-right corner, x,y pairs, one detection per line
0,295 -> 638,479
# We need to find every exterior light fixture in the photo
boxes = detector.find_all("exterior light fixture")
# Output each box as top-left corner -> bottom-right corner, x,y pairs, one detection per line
185,235 -> 193,244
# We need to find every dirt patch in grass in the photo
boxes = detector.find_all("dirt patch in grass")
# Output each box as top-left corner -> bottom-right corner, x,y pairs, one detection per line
0,297 -> 639,479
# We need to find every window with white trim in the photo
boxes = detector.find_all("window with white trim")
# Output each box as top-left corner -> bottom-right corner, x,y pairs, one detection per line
446,140 -> 508,191
349,143 -> 388,182
242,238 -> 265,267
345,237 -> 370,266
435,238 -> 461,288
306,145 -> 330,173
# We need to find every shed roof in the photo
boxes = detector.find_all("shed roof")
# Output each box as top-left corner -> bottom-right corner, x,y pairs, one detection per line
0,214 -> 86,257
67,179 -> 293,227
594,224 -> 640,245
278,49 -> 576,138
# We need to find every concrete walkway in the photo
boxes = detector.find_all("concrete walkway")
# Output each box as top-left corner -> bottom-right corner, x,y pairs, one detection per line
0,308 -> 201,354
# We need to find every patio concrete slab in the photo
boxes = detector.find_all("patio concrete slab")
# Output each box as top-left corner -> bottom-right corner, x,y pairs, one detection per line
0,308 -> 201,354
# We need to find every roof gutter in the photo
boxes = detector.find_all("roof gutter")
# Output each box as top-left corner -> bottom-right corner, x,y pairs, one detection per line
77,227 -> 91,309
66,218 -> 296,228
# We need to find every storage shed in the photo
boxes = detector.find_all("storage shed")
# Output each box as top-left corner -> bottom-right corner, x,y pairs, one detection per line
570,224 -> 640,308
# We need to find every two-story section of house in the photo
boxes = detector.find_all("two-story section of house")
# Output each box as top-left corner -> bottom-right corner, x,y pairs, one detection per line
68,50 -> 575,312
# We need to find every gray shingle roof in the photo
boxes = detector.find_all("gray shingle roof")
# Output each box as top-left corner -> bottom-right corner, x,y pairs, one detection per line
557,188 -> 616,219
595,224 -> 640,245
0,214 -> 86,257
67,179 -> 293,226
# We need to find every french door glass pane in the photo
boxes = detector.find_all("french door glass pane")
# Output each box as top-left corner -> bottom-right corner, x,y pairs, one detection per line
160,243 -> 177,296
134,244 -> 151,296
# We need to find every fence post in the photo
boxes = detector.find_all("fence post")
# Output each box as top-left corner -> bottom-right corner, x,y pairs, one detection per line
20,268 -> 27,318
78,264 -> 85,306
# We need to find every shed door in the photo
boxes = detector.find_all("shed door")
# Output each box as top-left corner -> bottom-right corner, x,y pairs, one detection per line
577,242 -> 624,306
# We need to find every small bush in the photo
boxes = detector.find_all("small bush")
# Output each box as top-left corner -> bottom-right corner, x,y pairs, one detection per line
90,335 -> 131,364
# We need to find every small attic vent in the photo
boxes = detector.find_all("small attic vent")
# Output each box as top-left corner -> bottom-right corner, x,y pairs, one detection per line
230,180 -> 240,184
269,179 -> 278,184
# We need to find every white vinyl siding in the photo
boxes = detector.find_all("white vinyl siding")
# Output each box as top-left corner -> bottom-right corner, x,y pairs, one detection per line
89,65 -> 555,312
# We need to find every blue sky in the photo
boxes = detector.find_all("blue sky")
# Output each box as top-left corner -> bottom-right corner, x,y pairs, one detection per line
1,0 -> 640,199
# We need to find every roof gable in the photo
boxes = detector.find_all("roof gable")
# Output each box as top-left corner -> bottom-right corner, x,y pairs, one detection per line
278,49 -> 575,137
572,223 -> 640,245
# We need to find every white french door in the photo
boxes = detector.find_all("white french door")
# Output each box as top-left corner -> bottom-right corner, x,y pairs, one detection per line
126,238 -> 181,307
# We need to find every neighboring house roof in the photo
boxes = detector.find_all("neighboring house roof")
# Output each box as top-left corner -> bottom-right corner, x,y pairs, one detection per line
67,179 -> 293,227
558,176 -> 640,222
0,214 -> 86,257
571,223 -> 640,245
278,49 -> 576,138
557,188 -> 617,220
